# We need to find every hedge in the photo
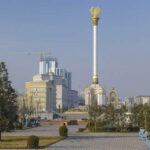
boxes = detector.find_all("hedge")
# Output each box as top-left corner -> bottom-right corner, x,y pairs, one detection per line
88,126 -> 139,132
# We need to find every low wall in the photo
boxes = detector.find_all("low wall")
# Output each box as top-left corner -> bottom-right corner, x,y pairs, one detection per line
40,120 -> 88,126
40,121 -> 67,126
58,112 -> 89,120
78,121 -> 88,126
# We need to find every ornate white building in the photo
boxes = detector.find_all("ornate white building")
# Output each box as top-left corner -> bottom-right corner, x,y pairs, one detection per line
84,84 -> 106,106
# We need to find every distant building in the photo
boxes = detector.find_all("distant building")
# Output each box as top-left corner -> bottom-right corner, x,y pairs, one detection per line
135,96 -> 150,105
122,97 -> 135,111
26,74 -> 57,112
78,91 -> 85,105
56,68 -> 71,90
26,56 -> 78,113
16,94 -> 26,110
68,90 -> 78,108
123,97 -> 134,106
39,56 -> 71,89
56,84 -> 68,109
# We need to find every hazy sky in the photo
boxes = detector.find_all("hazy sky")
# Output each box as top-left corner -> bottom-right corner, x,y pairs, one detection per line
0,0 -> 150,97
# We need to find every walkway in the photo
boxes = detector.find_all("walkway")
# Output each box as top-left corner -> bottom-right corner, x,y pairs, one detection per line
2,125 -> 148,150
48,132 -> 148,150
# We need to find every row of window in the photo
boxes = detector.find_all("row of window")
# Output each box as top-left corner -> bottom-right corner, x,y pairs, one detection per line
30,88 -> 46,92
31,98 -> 46,102
31,92 -> 46,97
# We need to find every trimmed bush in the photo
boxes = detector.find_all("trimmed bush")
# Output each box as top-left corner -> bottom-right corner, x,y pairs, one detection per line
88,126 -> 139,132
27,135 -> 39,148
59,125 -> 68,137
78,128 -> 86,132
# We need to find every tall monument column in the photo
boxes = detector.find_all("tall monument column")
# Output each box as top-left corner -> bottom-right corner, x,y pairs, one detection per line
90,7 -> 101,84
84,6 -> 106,106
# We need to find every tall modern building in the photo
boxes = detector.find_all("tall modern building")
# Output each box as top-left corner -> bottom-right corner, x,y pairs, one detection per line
39,56 -> 71,89
26,56 -> 78,113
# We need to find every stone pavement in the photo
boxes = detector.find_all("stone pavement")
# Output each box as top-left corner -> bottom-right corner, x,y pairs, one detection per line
2,125 -> 149,150
3,125 -> 83,136
48,132 -> 148,150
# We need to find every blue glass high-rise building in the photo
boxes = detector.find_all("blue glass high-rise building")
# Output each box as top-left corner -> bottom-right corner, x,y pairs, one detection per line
39,56 -> 72,89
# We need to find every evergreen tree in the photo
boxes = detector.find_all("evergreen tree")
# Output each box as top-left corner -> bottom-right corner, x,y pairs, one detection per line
0,62 -> 18,136
104,104 -> 116,127
89,104 -> 102,131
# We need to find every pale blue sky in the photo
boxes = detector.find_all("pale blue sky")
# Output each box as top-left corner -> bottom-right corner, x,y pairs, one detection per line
0,0 -> 150,97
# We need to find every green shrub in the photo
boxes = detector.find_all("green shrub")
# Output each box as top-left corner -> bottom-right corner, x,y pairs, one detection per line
17,122 -> 23,129
27,121 -> 32,127
59,125 -> 68,137
88,126 -> 139,132
78,128 -> 85,132
27,135 -> 39,148
126,127 -> 139,132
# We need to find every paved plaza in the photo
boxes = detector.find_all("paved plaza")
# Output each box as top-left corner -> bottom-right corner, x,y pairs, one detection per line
3,125 -> 83,136
48,132 -> 148,150
3,125 -> 149,150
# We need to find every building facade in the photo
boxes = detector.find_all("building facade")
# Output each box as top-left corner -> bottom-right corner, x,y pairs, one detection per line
84,84 -> 106,106
78,91 -> 85,105
26,74 -> 56,113
39,56 -> 71,89
68,90 -> 78,108
26,57 -> 78,113
135,96 -> 150,105
56,84 -> 68,109
122,97 -> 135,111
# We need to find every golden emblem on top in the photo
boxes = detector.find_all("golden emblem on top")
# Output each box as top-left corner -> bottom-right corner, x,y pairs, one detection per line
90,6 -> 101,18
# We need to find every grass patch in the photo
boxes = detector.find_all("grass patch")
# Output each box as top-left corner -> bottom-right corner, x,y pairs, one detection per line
0,136 -> 65,149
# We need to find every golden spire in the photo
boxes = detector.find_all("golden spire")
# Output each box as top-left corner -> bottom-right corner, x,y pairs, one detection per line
90,6 -> 101,26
